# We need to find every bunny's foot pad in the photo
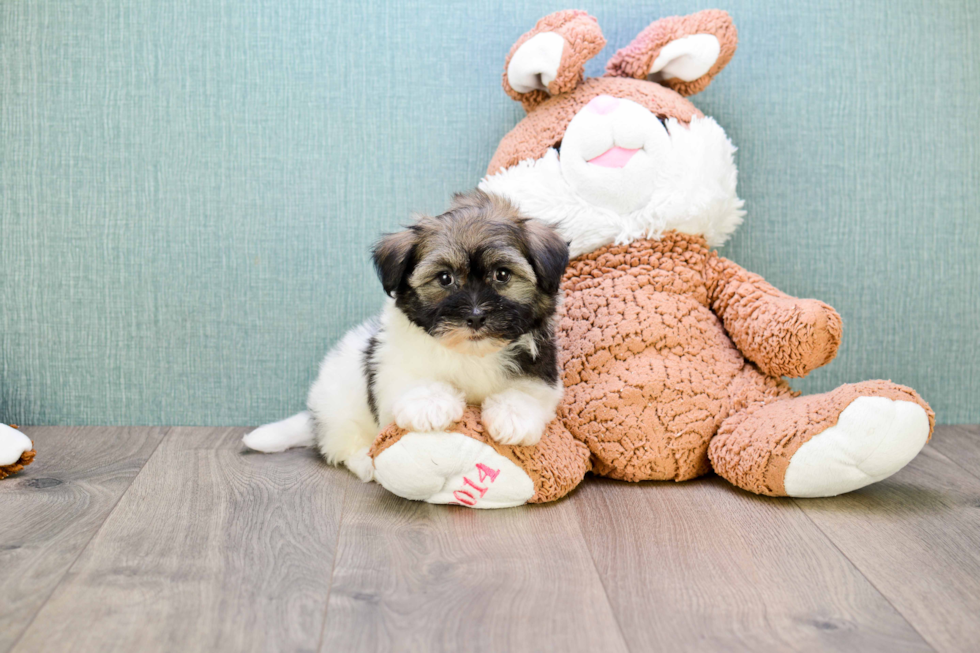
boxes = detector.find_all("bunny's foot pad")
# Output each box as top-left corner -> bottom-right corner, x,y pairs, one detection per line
370,406 -> 591,508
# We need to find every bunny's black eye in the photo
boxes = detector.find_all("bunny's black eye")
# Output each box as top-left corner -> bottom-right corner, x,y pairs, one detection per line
437,271 -> 454,287
494,268 -> 511,283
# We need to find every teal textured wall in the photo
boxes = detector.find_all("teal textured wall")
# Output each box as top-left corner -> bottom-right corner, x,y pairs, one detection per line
1,0 -> 978,426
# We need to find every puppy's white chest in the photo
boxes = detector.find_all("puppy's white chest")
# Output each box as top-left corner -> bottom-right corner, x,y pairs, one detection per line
439,354 -> 513,403
373,304 -> 516,416
383,332 -> 511,401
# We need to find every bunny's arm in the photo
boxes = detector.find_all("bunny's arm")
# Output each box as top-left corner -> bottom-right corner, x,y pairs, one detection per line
704,253 -> 842,378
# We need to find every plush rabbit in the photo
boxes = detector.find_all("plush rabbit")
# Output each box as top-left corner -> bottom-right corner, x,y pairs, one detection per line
368,10 -> 934,508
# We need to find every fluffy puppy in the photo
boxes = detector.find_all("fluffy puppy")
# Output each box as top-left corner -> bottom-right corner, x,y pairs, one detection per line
243,190 -> 569,481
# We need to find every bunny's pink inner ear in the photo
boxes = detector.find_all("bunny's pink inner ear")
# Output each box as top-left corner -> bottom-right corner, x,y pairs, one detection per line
503,10 -> 606,112
605,9 -> 737,97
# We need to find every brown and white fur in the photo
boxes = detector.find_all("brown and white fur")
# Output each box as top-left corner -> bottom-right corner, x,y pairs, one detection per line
243,190 -> 568,481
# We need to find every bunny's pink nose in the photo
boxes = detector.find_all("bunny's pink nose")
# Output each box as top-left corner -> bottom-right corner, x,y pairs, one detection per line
586,95 -> 620,115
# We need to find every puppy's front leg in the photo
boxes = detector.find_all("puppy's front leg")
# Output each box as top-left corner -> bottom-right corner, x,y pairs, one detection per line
482,382 -> 562,447
392,381 -> 466,432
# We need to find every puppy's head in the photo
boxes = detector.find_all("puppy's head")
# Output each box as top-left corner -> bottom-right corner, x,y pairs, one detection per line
372,190 -> 569,355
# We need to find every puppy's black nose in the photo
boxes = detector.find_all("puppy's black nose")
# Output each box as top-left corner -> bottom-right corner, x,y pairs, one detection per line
466,309 -> 486,330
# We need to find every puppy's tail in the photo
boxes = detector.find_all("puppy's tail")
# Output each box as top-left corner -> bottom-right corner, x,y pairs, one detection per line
242,411 -> 315,453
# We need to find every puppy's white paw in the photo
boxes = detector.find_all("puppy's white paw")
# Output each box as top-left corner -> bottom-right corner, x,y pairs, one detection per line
482,389 -> 547,446
345,446 -> 375,482
393,382 -> 466,432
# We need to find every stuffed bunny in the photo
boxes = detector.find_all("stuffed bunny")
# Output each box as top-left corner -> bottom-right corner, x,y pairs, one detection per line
368,9 -> 934,508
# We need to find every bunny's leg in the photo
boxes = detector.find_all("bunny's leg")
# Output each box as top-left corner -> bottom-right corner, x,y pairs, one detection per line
370,407 -> 590,508
709,379 -> 934,497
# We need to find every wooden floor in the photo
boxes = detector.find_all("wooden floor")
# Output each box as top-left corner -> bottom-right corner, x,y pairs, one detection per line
1,426 -> 978,653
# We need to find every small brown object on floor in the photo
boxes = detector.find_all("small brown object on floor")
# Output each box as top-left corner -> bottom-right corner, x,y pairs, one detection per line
0,448 -> 35,480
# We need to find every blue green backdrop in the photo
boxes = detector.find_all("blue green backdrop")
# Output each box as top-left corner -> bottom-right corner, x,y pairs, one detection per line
1,0 -> 978,426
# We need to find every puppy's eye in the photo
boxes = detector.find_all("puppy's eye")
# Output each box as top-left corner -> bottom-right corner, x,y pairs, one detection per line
436,271 -> 454,287
494,268 -> 511,283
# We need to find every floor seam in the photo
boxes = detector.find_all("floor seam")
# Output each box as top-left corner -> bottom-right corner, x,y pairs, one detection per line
568,492 -> 634,653
927,434 -> 980,484
790,498 -> 939,653
5,425 -> 172,653
314,472 -> 351,653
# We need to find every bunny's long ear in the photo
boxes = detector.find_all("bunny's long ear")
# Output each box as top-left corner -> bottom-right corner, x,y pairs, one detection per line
605,9 -> 737,97
503,10 -> 605,112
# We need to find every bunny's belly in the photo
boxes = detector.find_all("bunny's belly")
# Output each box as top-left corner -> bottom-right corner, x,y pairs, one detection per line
557,270 -> 747,482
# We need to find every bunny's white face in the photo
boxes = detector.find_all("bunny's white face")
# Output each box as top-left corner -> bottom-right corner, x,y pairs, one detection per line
559,95 -> 673,214
480,106 -> 744,259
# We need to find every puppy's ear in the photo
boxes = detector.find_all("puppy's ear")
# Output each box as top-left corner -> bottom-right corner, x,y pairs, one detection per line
524,220 -> 569,295
372,229 -> 417,296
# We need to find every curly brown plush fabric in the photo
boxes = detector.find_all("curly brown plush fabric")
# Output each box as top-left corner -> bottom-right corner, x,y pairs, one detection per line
556,233 -> 932,486
557,232 -> 771,481
0,448 -> 35,480
705,255 -> 843,378
605,9 -> 739,97
372,406 -> 591,503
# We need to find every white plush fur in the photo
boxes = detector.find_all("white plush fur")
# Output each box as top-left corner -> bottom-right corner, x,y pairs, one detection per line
243,300 -> 562,480
649,34 -> 721,82
784,397 -> 931,498
0,424 -> 32,467
559,97 -> 675,214
480,113 -> 745,258
507,31 -> 565,94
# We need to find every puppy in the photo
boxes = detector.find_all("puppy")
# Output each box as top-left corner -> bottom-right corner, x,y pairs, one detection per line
243,190 -> 570,481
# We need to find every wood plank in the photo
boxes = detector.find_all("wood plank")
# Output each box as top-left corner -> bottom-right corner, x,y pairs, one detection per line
320,481 -> 629,653
797,444 -> 980,653
928,425 -> 980,481
574,475 -> 933,653
13,427 -> 349,653
0,426 -> 167,653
